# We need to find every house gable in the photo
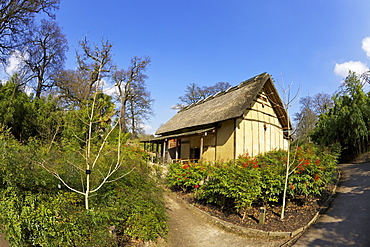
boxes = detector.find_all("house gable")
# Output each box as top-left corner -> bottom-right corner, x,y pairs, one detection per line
235,88 -> 288,157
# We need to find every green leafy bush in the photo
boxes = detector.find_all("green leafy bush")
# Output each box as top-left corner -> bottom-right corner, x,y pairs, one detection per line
0,134 -> 168,246
287,144 -> 338,198
167,144 -> 339,212
166,162 -> 208,192
195,161 -> 262,212
0,189 -> 116,247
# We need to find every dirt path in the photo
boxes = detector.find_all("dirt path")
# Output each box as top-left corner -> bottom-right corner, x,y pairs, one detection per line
156,192 -> 285,247
0,231 -> 10,247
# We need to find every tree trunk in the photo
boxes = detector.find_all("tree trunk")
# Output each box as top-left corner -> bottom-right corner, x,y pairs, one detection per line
35,72 -> 44,98
85,173 -> 90,210
281,143 -> 290,219
131,106 -> 135,137
120,98 -> 127,133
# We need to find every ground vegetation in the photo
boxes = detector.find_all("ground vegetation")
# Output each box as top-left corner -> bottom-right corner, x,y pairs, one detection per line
167,144 -> 339,232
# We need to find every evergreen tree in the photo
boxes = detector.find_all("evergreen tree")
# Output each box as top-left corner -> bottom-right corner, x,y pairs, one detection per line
0,75 -> 63,143
311,72 -> 370,157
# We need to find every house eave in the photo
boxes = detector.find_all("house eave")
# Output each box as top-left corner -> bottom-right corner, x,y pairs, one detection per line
143,126 -> 216,143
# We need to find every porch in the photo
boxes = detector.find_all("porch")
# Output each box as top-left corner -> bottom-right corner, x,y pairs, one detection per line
141,127 -> 216,163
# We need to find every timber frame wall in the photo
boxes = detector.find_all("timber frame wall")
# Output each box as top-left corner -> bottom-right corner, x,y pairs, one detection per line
235,90 -> 288,157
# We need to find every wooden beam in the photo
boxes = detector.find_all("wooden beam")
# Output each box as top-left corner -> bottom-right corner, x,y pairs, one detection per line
162,141 -> 166,162
175,139 -> 179,160
200,136 -> 204,160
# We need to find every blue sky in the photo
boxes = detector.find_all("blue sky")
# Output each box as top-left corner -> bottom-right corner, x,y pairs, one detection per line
5,1 -> 370,134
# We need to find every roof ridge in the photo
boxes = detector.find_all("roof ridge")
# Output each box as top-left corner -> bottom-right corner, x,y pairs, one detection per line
178,72 -> 269,112
156,72 -> 287,136
239,72 -> 268,87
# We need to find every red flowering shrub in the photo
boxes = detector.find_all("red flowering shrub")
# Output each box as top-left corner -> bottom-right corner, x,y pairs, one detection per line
167,143 -> 339,210
287,144 -> 338,198
238,152 -> 259,168
166,162 -> 208,192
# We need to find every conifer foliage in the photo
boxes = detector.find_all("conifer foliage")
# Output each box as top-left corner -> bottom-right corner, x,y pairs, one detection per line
311,72 -> 370,157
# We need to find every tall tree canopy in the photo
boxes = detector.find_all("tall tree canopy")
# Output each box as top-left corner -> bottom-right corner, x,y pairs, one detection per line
21,19 -> 68,98
113,56 -> 153,136
311,72 -> 370,157
0,0 -> 60,62
293,93 -> 333,143
55,38 -> 113,105
76,38 -> 113,100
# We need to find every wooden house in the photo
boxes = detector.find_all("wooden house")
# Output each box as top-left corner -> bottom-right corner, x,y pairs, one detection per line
146,73 -> 291,163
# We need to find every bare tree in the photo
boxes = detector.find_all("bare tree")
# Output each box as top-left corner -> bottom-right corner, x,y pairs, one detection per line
293,93 -> 333,143
113,56 -> 153,135
359,70 -> 370,86
55,37 -> 113,105
54,69 -> 90,105
0,0 -> 60,63
21,19 -> 68,98
277,79 -> 299,220
205,81 -> 232,95
174,81 -> 231,110
126,79 -> 154,137
178,83 -> 202,106
76,37 -> 113,101
37,84 -> 133,210
311,93 -> 333,115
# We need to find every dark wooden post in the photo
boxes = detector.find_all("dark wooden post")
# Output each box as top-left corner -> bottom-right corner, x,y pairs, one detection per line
162,141 -> 165,163
200,135 -> 204,160
175,139 -> 179,160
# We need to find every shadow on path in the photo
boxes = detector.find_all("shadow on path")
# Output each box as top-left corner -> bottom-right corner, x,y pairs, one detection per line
294,161 -> 370,247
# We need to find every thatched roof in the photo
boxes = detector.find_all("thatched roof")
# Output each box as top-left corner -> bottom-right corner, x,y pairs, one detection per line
156,73 -> 290,136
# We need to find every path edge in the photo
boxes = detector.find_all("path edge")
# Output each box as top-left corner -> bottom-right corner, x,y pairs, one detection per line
169,169 -> 341,244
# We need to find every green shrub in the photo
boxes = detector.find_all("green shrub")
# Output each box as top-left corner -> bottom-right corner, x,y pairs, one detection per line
167,162 -> 208,192
253,150 -> 286,203
0,134 -> 168,246
286,144 -> 338,198
195,161 -> 262,211
4,191 -> 118,246
166,144 -> 339,211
